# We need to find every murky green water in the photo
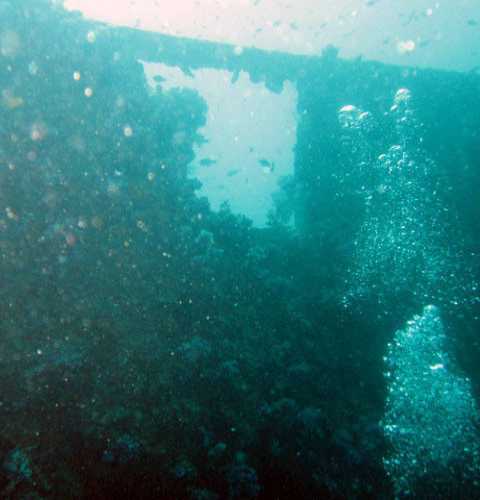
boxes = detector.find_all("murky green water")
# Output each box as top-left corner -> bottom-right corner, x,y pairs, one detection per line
1,1 -> 479,498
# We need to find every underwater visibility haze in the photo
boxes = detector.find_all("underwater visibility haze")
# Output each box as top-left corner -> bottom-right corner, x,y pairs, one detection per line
1,0 -> 480,498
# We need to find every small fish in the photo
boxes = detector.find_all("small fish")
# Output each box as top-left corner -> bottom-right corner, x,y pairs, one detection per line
227,169 -> 240,177
258,159 -> 276,172
181,66 -> 194,77
258,158 -> 271,167
199,158 -> 217,166
467,19 -> 478,26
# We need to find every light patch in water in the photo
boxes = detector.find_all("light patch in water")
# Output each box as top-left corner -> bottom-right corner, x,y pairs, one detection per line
142,61 -> 298,228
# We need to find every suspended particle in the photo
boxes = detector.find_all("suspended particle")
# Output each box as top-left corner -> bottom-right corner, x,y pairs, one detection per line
0,30 -> 21,57
84,87 -> 93,97
27,151 -> 37,161
397,39 -> 416,54
106,180 -> 121,195
30,122 -> 47,141
81,318 -> 92,330
77,217 -> 88,229
5,207 -> 18,220
123,125 -> 133,137
147,172 -> 155,181
86,31 -> 96,43
91,215 -> 104,229
136,220 -> 147,232
69,134 -> 86,152
28,61 -> 39,75
1,89 -> 23,109
73,71 -> 81,81
65,232 -> 76,246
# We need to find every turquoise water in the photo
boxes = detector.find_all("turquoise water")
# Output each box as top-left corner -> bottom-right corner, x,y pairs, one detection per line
1,1 -> 480,498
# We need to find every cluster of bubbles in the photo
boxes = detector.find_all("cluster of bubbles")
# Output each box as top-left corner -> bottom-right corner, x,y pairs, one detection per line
381,305 -> 480,497
338,105 -> 373,132
339,89 -> 477,308
339,92 -> 480,495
